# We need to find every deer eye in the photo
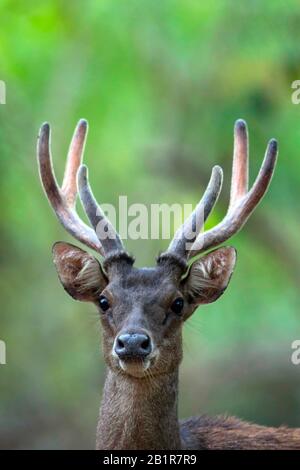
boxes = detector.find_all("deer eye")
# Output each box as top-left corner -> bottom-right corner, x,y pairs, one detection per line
171,297 -> 184,315
99,295 -> 110,312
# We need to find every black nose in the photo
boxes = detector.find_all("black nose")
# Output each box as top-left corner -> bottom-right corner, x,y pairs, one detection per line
115,333 -> 152,359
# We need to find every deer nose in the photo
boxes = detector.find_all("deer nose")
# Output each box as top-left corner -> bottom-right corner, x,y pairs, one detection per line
115,333 -> 152,359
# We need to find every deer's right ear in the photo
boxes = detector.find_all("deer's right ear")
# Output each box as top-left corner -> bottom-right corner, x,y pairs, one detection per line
52,242 -> 108,302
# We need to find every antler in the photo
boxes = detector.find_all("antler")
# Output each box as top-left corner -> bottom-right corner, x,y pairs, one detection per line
77,165 -> 124,255
38,118 -> 277,263
37,119 -> 124,257
166,165 -> 223,255
166,120 -> 278,260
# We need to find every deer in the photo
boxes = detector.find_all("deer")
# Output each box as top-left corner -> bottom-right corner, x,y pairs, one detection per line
37,118 -> 300,450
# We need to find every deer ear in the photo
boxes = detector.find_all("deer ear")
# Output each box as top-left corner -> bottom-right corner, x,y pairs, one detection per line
182,247 -> 237,310
52,242 -> 107,302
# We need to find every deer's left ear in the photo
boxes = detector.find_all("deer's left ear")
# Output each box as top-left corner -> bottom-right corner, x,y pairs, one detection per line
181,247 -> 237,312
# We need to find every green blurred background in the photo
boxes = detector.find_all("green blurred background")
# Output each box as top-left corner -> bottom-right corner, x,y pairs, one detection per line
1,0 -> 300,449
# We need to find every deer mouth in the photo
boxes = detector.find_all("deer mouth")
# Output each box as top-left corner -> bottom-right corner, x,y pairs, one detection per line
118,357 -> 151,378
118,354 -> 157,378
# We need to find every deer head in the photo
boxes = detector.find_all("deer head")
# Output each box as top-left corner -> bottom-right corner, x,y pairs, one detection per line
37,119 -> 277,379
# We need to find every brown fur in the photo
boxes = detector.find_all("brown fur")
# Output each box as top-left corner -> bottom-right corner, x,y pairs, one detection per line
52,242 -> 300,450
97,369 -> 180,450
180,415 -> 300,450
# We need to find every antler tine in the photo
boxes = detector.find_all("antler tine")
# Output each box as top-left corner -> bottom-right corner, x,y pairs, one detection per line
165,165 -> 223,258
188,123 -> 278,259
61,119 -> 88,205
37,122 -> 63,209
77,165 -> 125,255
229,119 -> 249,210
37,121 -> 104,255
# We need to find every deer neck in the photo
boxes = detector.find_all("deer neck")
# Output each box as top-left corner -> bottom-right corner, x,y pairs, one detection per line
96,367 -> 181,450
